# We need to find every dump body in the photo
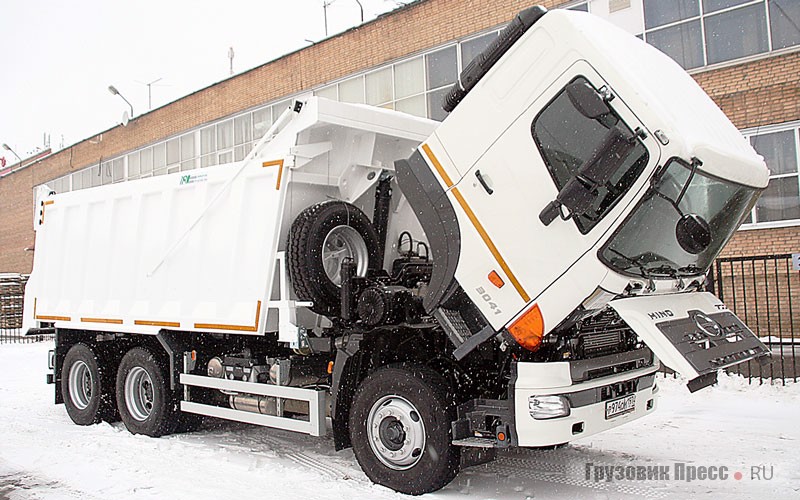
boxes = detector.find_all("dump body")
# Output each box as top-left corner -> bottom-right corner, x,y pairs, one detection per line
24,98 -> 436,338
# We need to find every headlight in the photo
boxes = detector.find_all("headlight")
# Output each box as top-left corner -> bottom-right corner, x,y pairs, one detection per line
528,395 -> 570,419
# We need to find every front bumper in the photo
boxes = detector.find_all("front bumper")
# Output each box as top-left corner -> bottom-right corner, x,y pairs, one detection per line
514,361 -> 659,447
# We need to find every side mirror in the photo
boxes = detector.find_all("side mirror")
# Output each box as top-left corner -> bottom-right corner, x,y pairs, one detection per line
539,127 -> 635,226
676,214 -> 711,254
567,81 -> 611,120
539,176 -> 596,225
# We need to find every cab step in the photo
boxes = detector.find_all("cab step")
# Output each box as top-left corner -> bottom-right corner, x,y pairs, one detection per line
452,437 -> 497,448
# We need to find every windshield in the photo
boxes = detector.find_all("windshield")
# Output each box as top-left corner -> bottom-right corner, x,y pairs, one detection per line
599,158 -> 762,278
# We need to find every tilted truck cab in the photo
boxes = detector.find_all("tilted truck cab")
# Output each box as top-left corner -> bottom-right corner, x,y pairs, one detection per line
24,6 -> 769,495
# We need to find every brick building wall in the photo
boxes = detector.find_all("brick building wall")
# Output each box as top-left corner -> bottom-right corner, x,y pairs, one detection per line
1,0 -> 798,273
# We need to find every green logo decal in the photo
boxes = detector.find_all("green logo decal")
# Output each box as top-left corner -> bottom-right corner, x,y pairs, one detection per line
179,173 -> 208,186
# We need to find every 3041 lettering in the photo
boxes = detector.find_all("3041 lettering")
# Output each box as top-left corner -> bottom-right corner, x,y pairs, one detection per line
475,287 -> 502,315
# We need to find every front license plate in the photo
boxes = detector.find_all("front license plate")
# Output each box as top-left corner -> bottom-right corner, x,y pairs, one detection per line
605,394 -> 636,419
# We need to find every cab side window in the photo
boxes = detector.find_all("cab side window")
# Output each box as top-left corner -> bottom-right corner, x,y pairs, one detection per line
531,76 -> 649,234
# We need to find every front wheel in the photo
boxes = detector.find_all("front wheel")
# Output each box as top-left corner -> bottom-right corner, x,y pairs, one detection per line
349,365 -> 460,495
116,347 -> 177,437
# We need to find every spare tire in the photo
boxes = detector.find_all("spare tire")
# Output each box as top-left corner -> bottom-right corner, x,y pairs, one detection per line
288,201 -> 380,317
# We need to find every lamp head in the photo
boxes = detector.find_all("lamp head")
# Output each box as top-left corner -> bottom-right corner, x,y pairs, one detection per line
108,85 -> 119,96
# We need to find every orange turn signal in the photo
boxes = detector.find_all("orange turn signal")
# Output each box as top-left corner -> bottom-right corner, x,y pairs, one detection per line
488,270 -> 505,288
507,304 -> 545,352
327,361 -> 334,374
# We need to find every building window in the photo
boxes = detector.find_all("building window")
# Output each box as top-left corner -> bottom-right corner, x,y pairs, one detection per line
141,147 -> 154,177
366,67 -> 394,107
338,77 -> 365,104
770,0 -> 800,49
643,0 -> 800,70
314,30 -> 508,122
745,125 -> 800,225
216,120 -> 233,152
153,142 -> 167,175
566,1 -> 590,11
425,45 -> 458,121
460,31 -> 499,68
166,137 -> 181,167
128,151 -> 140,180
252,107 -> 273,139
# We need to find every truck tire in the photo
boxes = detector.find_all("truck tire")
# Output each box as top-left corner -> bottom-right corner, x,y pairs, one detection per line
349,365 -> 460,495
288,200 -> 379,317
62,343 -> 116,425
116,347 -> 177,437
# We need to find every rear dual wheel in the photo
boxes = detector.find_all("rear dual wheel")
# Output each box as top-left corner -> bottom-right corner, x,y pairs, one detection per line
62,343 -> 116,425
63,343 -> 195,436
116,347 -> 178,437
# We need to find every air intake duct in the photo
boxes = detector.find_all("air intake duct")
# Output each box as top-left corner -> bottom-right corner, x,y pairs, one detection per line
442,5 -> 547,112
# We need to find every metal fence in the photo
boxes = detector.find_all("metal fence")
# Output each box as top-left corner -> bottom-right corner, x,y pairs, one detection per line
0,274 -> 44,344
712,254 -> 798,384
2,255 -> 797,383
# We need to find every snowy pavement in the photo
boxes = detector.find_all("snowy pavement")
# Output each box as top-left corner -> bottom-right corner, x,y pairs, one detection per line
1,342 -> 798,500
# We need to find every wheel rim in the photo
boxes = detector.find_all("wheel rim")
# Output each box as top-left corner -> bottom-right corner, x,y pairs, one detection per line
125,366 -> 155,422
322,225 -> 369,285
68,360 -> 93,410
367,395 -> 426,470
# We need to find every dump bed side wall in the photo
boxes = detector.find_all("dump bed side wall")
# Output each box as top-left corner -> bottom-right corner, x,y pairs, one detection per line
29,155 -> 287,335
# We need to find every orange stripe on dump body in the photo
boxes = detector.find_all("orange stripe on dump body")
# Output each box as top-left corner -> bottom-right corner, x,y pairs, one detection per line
41,200 -> 54,224
134,320 -> 181,328
36,315 -> 71,322
34,298 -> 72,322
262,160 -> 285,190
81,317 -> 124,325
194,300 -> 262,332
420,145 -> 530,303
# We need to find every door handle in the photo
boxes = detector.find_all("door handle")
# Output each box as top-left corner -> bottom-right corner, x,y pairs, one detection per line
475,170 -> 493,195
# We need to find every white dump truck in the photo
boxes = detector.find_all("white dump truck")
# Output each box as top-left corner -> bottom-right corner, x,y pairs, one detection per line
24,5 -> 771,495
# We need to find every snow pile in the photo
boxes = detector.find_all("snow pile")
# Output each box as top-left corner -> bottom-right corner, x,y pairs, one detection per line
1,341 -> 798,499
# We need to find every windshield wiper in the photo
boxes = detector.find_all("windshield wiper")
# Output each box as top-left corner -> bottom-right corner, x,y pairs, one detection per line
607,248 -> 651,279
677,264 -> 704,277
645,264 -> 678,278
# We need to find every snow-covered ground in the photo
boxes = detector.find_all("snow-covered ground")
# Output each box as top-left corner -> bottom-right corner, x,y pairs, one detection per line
1,341 -> 798,500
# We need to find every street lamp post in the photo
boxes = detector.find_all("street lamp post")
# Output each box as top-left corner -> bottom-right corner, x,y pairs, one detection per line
2,143 -> 23,165
108,85 -> 134,118
323,0 -> 364,36
354,0 -> 364,22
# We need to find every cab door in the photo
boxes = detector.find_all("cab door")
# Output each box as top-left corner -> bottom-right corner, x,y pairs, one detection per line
452,61 -> 661,327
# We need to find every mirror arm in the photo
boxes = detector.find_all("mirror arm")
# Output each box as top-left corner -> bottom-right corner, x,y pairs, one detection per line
675,157 -> 702,205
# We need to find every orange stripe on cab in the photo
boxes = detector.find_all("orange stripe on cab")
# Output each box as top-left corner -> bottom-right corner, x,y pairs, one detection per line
421,145 -> 530,303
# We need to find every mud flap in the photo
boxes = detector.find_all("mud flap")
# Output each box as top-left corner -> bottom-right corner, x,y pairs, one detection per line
609,292 -> 769,392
